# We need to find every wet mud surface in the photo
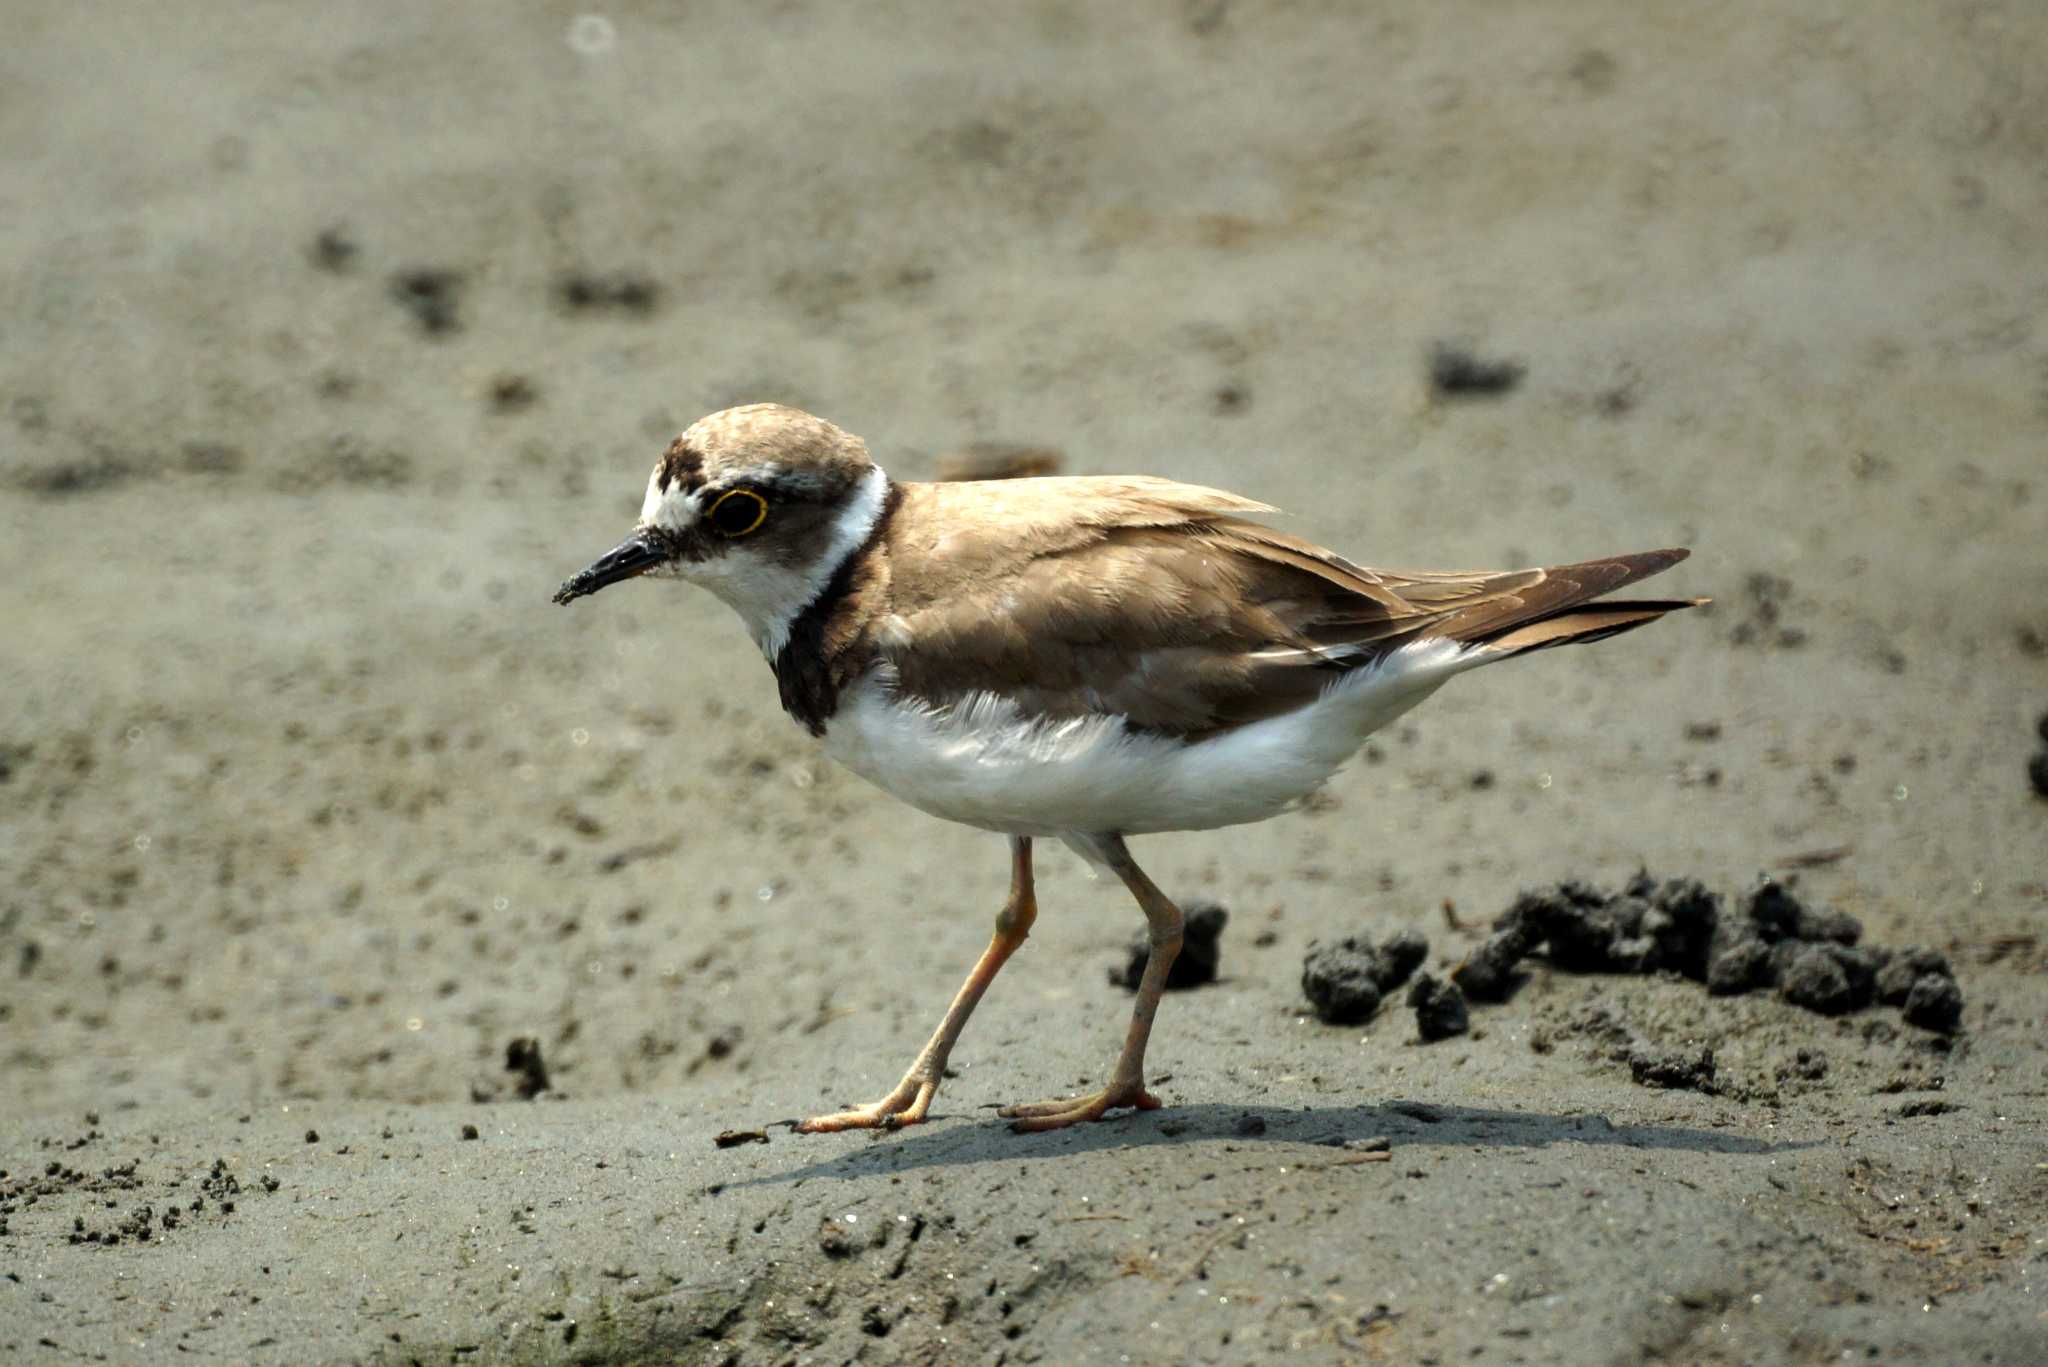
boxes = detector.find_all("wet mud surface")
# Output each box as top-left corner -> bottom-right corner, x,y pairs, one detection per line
4,3 -> 2047,1363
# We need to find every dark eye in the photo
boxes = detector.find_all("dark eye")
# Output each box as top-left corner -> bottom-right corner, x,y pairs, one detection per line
707,488 -> 768,538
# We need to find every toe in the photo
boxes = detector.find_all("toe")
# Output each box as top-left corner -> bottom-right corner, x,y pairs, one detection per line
798,1106 -> 921,1134
1008,1101 -> 1103,1132
996,1095 -> 1083,1120
794,1079 -> 938,1134
1001,1084 -> 1163,1132
793,1108 -> 871,1134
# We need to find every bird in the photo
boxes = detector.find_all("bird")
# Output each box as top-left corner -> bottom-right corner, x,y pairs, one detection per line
553,403 -> 1703,1133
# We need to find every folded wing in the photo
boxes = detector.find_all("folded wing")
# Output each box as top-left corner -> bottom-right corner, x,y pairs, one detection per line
873,478 -> 1700,739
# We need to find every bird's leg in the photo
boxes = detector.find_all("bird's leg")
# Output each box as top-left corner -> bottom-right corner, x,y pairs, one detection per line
795,837 -> 1038,1133
1001,834 -> 1181,1132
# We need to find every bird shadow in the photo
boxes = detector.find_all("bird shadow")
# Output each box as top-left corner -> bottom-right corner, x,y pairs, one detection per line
713,1097 -> 1816,1192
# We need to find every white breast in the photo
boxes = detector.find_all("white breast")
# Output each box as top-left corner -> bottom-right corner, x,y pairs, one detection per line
819,639 -> 1472,838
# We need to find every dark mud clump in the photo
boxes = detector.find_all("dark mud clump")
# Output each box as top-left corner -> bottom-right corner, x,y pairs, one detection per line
1373,929 -> 1431,989
1455,873 -> 1716,1000
487,374 -> 539,413
1874,947 -> 1949,1006
470,1035 -> 555,1103
1450,871 -> 1966,1033
555,270 -> 662,316
1742,877 -> 1862,944
1301,946 -> 1382,1024
1712,878 -> 1887,1017
1551,1005 -> 1719,1094
1729,572 -> 1806,649
505,1036 -> 552,1099
1447,914 -> 1540,1003
309,225 -> 359,272
12,456 -> 139,498
2029,709 -> 2048,799
1705,937 -> 1773,995
1552,873 -> 1718,976
1629,1044 -> 1717,1092
390,267 -> 464,335
1111,903 -> 1228,991
1428,342 -> 1525,397
1777,944 -> 1876,1014
1901,974 -> 1965,1033
1406,973 -> 1469,1041
1301,929 -> 1429,1025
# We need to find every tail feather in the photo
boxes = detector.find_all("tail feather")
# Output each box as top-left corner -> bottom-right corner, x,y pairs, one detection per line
1440,548 -> 1706,659
1473,598 -> 1707,659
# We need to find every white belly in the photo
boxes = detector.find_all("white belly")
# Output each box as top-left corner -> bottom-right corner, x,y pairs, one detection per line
819,640 -> 1470,837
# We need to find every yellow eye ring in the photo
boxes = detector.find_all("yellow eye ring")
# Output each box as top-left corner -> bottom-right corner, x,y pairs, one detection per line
707,488 -> 768,538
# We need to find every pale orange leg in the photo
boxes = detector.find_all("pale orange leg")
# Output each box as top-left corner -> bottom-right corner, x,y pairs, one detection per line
796,837 -> 1038,1133
1001,834 -> 1182,1133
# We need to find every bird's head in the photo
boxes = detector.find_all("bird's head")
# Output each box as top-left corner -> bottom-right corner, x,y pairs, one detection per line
553,404 -> 889,656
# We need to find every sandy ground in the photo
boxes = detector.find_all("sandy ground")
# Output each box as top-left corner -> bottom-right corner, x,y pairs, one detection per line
4,2 -> 2046,1363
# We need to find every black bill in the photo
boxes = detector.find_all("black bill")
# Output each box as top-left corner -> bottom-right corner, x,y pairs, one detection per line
553,534 -> 665,605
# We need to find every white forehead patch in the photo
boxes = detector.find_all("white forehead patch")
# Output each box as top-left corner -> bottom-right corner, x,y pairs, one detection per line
640,467 -> 701,534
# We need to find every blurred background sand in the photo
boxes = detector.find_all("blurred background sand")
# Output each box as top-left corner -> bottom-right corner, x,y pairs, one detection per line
3,4 -> 2045,1363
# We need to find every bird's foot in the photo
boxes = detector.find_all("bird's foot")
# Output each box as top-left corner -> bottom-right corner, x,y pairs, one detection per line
792,1076 -> 937,1134
998,1080 -> 1162,1133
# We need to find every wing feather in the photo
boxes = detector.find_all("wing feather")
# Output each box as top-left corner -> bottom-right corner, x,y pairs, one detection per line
863,480 -> 1692,739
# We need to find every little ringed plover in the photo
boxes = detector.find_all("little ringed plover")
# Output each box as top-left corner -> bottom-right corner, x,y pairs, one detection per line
554,403 -> 1703,1133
